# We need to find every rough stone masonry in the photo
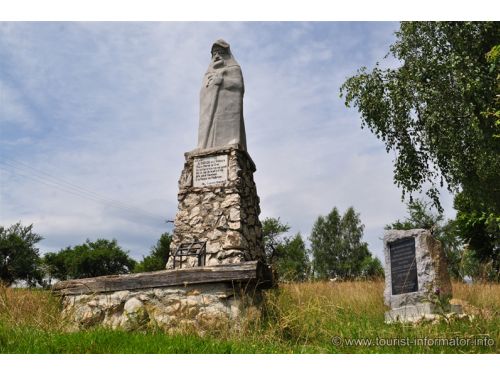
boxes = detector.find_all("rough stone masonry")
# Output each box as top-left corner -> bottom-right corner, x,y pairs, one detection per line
166,144 -> 265,268
59,281 -> 260,333
53,261 -> 268,332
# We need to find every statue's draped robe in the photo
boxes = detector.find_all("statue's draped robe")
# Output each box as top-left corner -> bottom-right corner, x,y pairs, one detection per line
198,59 -> 247,151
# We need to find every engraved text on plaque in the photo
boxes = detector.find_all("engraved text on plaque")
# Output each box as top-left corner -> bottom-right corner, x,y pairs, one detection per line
193,155 -> 228,187
390,237 -> 418,295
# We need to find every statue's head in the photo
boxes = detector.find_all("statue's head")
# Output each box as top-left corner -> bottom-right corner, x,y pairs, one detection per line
211,39 -> 230,55
210,39 -> 232,69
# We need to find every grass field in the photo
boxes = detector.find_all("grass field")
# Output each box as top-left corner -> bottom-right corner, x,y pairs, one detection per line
0,281 -> 498,353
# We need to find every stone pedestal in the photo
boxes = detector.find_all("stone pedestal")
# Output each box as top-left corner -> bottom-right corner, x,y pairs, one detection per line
383,229 -> 461,323
166,144 -> 265,269
53,261 -> 270,332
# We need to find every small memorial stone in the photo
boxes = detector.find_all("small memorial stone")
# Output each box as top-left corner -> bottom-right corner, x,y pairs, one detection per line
383,229 -> 461,323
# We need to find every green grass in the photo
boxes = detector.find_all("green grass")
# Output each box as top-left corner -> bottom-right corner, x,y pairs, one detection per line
0,325 -> 294,354
0,281 -> 498,353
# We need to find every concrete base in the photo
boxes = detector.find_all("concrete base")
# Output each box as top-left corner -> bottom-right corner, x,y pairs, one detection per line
385,303 -> 463,323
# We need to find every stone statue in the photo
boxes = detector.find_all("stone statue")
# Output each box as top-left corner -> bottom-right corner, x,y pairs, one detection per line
165,39 -> 266,271
197,39 -> 247,151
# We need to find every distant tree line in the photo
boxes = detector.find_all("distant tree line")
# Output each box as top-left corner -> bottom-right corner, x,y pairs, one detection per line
1,206 -> 384,287
262,207 -> 383,283
1,199 -> 495,287
0,223 -> 43,287
0,222 -> 172,287
264,198 -> 498,282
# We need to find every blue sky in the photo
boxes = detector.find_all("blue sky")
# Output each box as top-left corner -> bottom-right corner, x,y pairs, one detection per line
0,22 -> 456,261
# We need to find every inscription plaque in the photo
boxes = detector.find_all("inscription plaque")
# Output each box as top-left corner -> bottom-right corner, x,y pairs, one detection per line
389,237 -> 418,295
193,155 -> 228,187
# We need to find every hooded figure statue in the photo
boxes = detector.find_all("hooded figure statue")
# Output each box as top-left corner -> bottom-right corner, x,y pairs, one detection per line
197,39 -> 247,151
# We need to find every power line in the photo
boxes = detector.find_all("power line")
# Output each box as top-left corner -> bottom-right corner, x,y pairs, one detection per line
0,162 -> 160,223
0,161 -> 165,224
0,158 -> 168,224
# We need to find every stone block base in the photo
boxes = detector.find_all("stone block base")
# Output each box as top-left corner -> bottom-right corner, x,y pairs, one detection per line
385,303 -> 463,323
53,261 -> 272,332
60,282 -> 261,332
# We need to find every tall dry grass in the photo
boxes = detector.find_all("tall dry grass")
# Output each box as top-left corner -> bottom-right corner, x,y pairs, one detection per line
2,281 -> 497,333
0,285 -> 64,330
228,281 -> 387,349
0,280 -> 498,353
452,282 -> 500,310
232,280 -> 499,351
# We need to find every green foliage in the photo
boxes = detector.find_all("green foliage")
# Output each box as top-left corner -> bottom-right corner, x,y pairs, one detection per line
386,199 -> 465,279
385,196 -> 499,281
438,220 -> 466,280
385,199 -> 444,231
274,233 -> 311,281
0,325 -> 292,354
484,44 -> 500,135
261,218 -> 311,282
454,192 -> 499,281
359,256 -> 384,279
261,217 -> 291,265
341,22 -> 500,214
310,207 -> 373,280
134,233 -> 172,273
43,239 -> 136,280
0,223 -> 43,286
